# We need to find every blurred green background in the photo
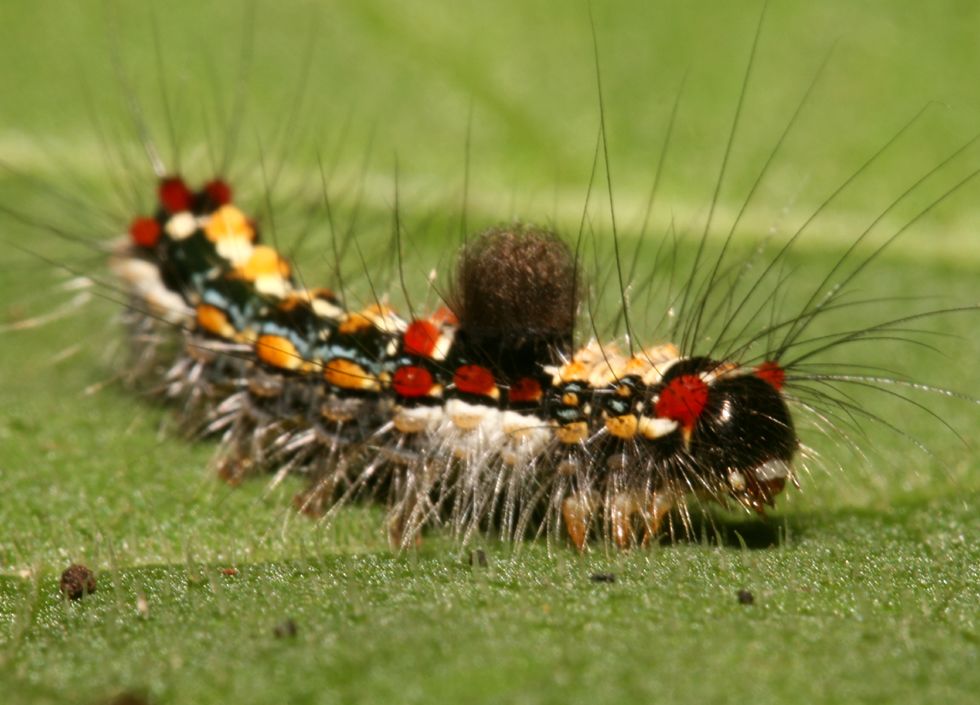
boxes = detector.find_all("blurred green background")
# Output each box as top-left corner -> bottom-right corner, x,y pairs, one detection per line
0,1 -> 978,704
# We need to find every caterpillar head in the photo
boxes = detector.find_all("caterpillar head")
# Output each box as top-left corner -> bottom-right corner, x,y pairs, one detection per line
656,358 -> 797,512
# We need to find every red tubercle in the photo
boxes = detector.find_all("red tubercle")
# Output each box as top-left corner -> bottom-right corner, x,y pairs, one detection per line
392,365 -> 434,398
129,217 -> 161,248
203,178 -> 233,206
655,374 -> 709,430
403,319 -> 440,358
454,364 -> 496,397
158,177 -> 193,213
755,361 -> 786,391
508,377 -> 543,404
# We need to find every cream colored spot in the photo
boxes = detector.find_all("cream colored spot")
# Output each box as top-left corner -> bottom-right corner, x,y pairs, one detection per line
393,405 -> 444,434
215,236 -> 254,267
165,211 -> 198,240
637,416 -> 678,440
754,459 -> 791,481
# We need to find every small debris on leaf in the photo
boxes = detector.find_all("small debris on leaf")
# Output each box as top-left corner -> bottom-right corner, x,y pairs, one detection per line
737,589 -> 755,605
59,564 -> 96,600
590,572 -> 616,583
273,618 -> 298,639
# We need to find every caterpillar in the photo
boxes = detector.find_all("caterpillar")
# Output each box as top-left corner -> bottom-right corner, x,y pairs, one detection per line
3,1 -> 978,553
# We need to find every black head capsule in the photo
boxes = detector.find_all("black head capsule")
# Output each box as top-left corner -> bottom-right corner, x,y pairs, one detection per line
689,371 -> 797,512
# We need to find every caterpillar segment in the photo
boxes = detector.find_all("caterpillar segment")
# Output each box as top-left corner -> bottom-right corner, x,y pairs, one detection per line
111,176 -> 799,550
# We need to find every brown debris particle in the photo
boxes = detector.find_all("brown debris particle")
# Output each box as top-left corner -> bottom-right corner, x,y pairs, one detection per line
59,563 -> 96,600
590,572 -> 616,584
273,618 -> 298,639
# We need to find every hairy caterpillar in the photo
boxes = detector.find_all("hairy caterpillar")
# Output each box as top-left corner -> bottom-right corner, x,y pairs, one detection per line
2,0 -> 977,553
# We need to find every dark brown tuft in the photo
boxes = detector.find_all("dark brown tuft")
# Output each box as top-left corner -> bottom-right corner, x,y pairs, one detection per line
451,225 -> 578,345
60,563 -> 97,600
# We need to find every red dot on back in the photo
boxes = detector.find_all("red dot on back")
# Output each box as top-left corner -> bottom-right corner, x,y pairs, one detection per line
755,361 -> 785,390
392,365 -> 434,398
403,319 -> 439,357
203,179 -> 233,206
454,365 -> 496,397
129,217 -> 161,248
158,177 -> 193,213
655,374 -> 709,429
508,377 -> 542,404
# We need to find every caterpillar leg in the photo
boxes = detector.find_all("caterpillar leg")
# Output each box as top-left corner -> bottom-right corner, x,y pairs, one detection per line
561,491 -> 598,551
641,492 -> 677,545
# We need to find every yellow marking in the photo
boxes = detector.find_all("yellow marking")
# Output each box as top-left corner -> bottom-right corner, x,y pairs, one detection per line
235,245 -> 291,282
555,421 -> 588,445
204,205 -> 255,243
323,358 -> 380,392
561,392 -> 580,407
605,414 -> 638,440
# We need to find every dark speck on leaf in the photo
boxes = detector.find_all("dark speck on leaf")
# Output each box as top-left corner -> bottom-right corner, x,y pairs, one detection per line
590,572 -> 616,583
59,563 -> 96,600
273,618 -> 298,639
737,589 -> 755,605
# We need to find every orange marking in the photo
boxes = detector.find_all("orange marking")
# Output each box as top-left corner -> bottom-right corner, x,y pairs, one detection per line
196,304 -> 235,339
431,306 -> 458,326
558,361 -> 590,383
255,335 -> 302,371
338,311 -> 373,335
323,358 -> 379,392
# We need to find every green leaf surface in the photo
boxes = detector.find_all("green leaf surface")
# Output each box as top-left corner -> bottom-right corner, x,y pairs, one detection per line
0,1 -> 977,704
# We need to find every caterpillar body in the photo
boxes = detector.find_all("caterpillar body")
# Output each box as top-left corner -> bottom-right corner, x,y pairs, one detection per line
4,1 -> 978,553
111,178 -> 799,550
